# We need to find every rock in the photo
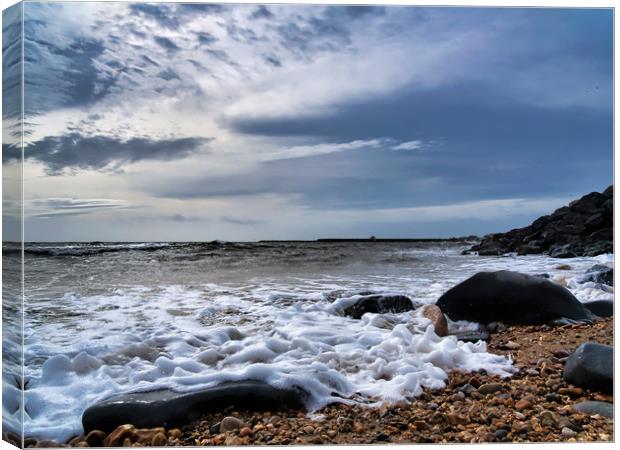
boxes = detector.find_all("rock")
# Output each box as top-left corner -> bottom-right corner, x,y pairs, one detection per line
487,321 -> 507,333
503,341 -> 520,350
540,410 -> 559,427
220,416 -> 245,433
451,329 -> 490,343
477,383 -> 504,395
436,270 -> 595,325
557,387 -> 583,397
468,187 -> 613,257
151,433 -> 166,446
572,401 -> 614,418
239,427 -> 253,437
563,343 -> 613,394
555,264 -> 572,270
168,429 -> 182,439
423,305 -> 448,337
561,427 -> 577,438
583,300 -> 613,318
83,381 -> 307,433
581,265 -> 613,286
493,429 -> 508,440
343,295 -> 414,319
515,399 -> 532,411
85,430 -> 107,447
459,383 -> 476,395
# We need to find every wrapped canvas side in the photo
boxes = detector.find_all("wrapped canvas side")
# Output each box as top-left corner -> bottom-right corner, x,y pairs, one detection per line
2,2 -> 24,448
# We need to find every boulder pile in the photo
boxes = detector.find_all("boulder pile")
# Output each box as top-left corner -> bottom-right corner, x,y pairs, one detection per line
469,186 -> 613,257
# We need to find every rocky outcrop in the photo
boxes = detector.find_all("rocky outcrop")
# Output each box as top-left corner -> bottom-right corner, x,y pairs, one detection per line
469,186 -> 613,257
343,295 -> 414,319
562,343 -> 613,394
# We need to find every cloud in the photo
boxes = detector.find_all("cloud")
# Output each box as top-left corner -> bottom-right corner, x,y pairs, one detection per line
392,140 -> 423,151
154,36 -> 180,53
26,197 -> 130,218
251,6 -> 274,20
221,216 -> 265,226
6,133 -> 211,174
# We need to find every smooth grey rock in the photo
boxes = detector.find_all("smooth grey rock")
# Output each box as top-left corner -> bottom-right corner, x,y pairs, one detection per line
436,270 -> 595,325
82,381 -> 307,433
573,401 -> 614,418
563,343 -> 613,394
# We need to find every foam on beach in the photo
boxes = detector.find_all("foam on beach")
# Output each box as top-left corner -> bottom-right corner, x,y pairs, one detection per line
10,245 -> 613,442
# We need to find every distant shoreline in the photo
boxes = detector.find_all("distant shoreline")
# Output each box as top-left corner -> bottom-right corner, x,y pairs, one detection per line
5,238 -> 479,245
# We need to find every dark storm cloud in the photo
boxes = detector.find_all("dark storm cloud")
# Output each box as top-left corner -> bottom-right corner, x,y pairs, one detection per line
4,134 -> 211,174
195,31 -> 218,46
154,36 -> 181,52
250,6 -> 274,20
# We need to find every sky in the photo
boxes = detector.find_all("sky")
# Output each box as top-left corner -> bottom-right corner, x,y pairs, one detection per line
1,2 -> 614,242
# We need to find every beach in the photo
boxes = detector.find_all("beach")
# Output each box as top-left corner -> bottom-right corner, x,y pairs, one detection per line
1,240 -> 614,446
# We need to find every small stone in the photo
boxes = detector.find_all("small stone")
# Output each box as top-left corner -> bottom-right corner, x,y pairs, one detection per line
515,399 -> 532,411
375,432 -> 389,441
504,341 -> 520,350
515,412 -> 526,420
545,393 -> 562,403
459,383 -> 476,395
561,427 -> 577,438
150,433 -> 166,447
326,430 -> 337,438
212,434 -> 226,445
168,429 -> 182,439
540,410 -> 558,427
253,424 -> 264,432
553,349 -> 571,358
555,264 -> 572,270
423,305 -> 448,337
220,416 -> 245,433
477,383 -> 504,395
558,387 -> 583,397
239,427 -> 253,437
493,429 -> 508,440
302,426 -> 315,435
446,412 -> 469,425
122,438 -> 132,447
74,442 -> 89,448
85,430 -> 107,447
526,369 -> 540,376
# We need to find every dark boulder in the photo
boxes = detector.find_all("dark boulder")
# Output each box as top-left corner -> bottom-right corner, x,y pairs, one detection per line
82,381 -> 307,434
343,295 -> 414,319
436,271 -> 595,325
563,343 -> 613,394
583,300 -> 613,318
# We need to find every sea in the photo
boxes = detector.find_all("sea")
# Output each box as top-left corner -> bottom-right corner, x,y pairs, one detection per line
1,241 -> 614,442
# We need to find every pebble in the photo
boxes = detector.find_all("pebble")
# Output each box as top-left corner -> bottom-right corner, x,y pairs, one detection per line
212,434 -> 226,445
85,430 -> 106,447
558,387 -> 583,397
151,433 -> 166,446
459,383 -> 476,395
478,383 -> 504,395
239,427 -> 253,437
561,427 -> 577,438
515,399 -> 532,411
493,429 -> 508,440
504,341 -> 520,350
220,416 -> 245,433
168,429 -> 182,439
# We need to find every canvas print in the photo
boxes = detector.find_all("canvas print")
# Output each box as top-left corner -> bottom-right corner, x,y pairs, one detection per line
1,1 -> 614,447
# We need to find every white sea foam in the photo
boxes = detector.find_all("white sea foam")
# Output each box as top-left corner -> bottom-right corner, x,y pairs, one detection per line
16,247 -> 613,442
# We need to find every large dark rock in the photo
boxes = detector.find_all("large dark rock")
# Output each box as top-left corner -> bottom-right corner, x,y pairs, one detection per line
563,343 -> 613,394
82,381 -> 307,434
343,295 -> 414,319
583,300 -> 613,318
469,186 -> 613,257
436,270 -> 596,325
